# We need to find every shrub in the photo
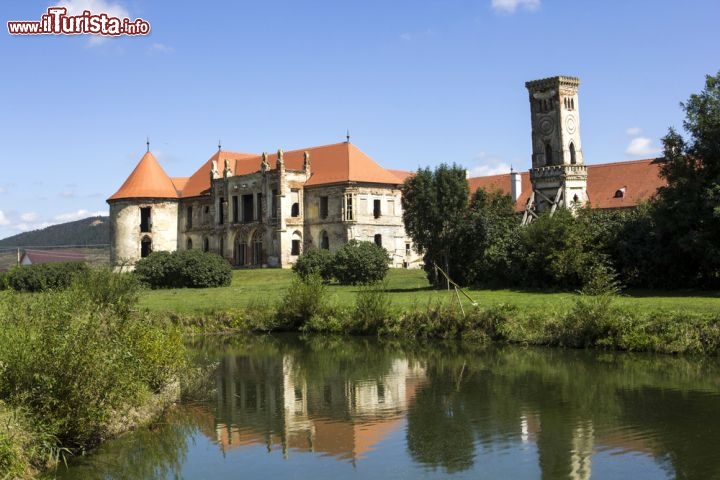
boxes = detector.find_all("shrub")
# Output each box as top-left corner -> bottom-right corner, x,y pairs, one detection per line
7,262 -> 89,292
275,274 -> 327,329
293,249 -> 334,281
331,240 -> 390,285
134,250 -> 231,289
73,267 -> 143,317
0,272 -> 8,291
354,282 -> 394,333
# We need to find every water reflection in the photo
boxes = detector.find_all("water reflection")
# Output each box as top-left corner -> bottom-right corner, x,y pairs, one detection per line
48,335 -> 720,479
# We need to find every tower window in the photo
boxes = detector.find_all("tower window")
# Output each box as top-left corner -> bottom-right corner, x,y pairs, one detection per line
570,142 -> 577,165
344,194 -> 354,221
290,189 -> 300,218
544,143 -> 553,166
141,236 -> 152,258
140,207 -> 151,233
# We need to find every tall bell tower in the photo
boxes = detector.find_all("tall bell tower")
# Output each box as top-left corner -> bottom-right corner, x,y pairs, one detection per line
523,76 -> 588,222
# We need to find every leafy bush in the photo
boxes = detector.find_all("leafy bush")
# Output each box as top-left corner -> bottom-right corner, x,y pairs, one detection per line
292,249 -> 334,281
134,250 -> 231,289
275,274 -> 328,329
354,282 -> 394,333
0,272 -> 7,291
7,262 -> 89,292
74,267 -> 143,317
331,240 -> 390,285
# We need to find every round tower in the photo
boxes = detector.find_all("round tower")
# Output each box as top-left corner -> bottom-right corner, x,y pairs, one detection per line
107,150 -> 180,268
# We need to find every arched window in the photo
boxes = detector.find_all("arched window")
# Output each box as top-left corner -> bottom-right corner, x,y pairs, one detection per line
544,143 -> 553,166
252,231 -> 263,266
291,231 -> 302,256
570,142 -> 577,165
141,236 -> 152,258
186,238 -> 193,250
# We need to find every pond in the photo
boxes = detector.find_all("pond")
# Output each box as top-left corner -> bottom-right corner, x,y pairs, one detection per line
48,334 -> 720,479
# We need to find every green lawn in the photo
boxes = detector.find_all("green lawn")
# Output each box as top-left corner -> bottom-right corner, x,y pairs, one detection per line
138,268 -> 720,316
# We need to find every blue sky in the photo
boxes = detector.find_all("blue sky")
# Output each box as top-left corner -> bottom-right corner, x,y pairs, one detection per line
0,0 -> 718,241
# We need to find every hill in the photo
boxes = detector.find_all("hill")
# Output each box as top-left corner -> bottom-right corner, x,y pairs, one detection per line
0,216 -> 110,247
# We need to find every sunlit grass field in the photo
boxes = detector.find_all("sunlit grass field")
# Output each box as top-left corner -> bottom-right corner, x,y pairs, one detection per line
138,268 -> 720,316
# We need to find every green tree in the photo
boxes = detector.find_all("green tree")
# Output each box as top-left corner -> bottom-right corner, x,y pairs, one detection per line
401,164 -> 469,287
653,71 -> 720,287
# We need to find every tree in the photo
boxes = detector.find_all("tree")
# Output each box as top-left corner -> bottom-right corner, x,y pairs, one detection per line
401,164 -> 469,287
653,71 -> 720,287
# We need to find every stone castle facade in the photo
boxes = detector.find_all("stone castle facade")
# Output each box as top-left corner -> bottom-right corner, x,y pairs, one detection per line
108,75 -> 665,268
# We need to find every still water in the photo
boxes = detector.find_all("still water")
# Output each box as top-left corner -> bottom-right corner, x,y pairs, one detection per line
50,335 -> 720,479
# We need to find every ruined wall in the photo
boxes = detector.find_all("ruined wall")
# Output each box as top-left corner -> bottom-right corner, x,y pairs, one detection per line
109,198 -> 178,267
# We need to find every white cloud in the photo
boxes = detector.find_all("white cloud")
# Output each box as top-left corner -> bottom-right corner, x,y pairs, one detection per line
626,137 -> 661,157
0,187 -> 5,194
491,0 -> 540,14
20,212 -> 39,222
626,126 -> 642,136
53,209 -> 107,223
0,211 -> 9,227
56,0 -> 131,46
147,43 -> 174,55
468,152 -> 512,177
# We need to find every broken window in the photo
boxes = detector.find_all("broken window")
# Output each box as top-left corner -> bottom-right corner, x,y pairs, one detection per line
140,207 -> 151,233
344,194 -> 354,221
373,199 -> 381,218
232,196 -> 239,223
320,196 -> 329,219
290,189 -> 300,218
218,197 -> 225,225
291,240 -> 300,256
374,234 -> 382,247
242,194 -> 254,222
256,193 -> 262,220
186,206 -> 193,229
141,236 -> 152,257
203,237 -> 209,252
320,231 -> 330,250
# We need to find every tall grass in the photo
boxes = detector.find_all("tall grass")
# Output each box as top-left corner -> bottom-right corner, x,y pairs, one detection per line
0,268 -> 186,478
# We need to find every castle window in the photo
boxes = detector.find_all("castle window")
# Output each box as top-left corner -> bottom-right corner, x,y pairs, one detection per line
320,230 -> 330,250
320,196 -> 329,219
344,194 -> 354,221
203,237 -> 209,252
186,238 -> 192,250
373,199 -> 382,219
374,234 -> 382,247
186,206 -> 193,229
570,142 -> 577,165
218,197 -> 225,225
614,187 -> 626,198
571,98 -> 575,109
242,194 -> 254,222
140,207 -> 151,233
290,189 -> 300,218
256,193 -> 262,220
141,236 -> 152,258
271,189 -> 278,219
406,243 -> 411,255
544,143 -> 553,166
220,237 -> 224,256
232,196 -> 239,223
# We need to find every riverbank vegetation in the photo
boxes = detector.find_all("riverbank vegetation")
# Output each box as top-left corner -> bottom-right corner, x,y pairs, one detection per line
0,269 -> 186,479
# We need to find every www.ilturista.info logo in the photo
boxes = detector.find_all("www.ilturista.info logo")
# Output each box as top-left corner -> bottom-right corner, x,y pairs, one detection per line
7,7 -> 150,36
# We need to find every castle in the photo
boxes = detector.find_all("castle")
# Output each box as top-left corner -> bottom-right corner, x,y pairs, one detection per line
108,76 -> 666,268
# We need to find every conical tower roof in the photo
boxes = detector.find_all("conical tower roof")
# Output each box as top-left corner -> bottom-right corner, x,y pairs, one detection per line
107,151 -> 179,201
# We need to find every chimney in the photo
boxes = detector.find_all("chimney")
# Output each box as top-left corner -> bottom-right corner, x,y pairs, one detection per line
511,168 -> 522,201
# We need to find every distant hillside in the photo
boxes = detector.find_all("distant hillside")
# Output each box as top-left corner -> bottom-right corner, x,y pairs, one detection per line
0,216 -> 110,247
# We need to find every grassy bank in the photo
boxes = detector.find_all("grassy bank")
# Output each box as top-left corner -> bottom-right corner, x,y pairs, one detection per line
0,270 -> 186,479
142,269 -> 720,355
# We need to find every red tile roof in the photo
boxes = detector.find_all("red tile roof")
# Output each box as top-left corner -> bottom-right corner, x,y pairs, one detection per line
181,151 -> 257,198
107,151 -> 180,201
21,249 -> 86,264
468,159 -> 666,211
